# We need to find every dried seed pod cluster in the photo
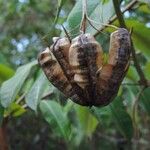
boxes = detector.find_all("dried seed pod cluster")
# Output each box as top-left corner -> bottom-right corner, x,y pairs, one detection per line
38,28 -> 131,106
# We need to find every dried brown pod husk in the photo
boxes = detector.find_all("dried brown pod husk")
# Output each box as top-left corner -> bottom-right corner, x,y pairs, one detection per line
69,33 -> 103,105
38,28 -> 131,107
95,28 -> 131,106
38,38 -> 87,105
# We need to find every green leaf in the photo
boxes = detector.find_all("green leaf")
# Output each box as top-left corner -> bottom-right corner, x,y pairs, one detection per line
110,97 -> 133,140
91,105 -> 112,127
144,62 -> 150,80
75,105 -> 98,137
126,20 -> 150,59
65,0 -> 114,36
126,66 -> 139,81
40,100 -> 71,140
5,103 -> 26,117
0,60 -> 38,108
0,64 -> 15,81
25,72 -> 48,111
54,0 -> 66,24
140,87 -> 150,116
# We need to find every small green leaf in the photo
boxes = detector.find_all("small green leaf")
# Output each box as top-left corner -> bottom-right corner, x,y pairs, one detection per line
126,66 -> 139,82
110,97 -> 133,140
0,64 -> 14,81
5,103 -> 26,117
75,105 -> 98,137
40,100 -> 71,140
0,60 -> 38,108
25,72 -> 48,111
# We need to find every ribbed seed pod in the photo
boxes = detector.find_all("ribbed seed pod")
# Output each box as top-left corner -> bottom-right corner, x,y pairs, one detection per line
95,28 -> 131,106
51,37 -> 74,83
69,33 -> 103,105
38,42 -> 87,106
69,33 -> 103,89
38,47 -> 73,97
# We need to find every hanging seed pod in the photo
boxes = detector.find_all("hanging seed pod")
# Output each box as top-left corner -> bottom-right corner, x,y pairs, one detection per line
95,28 -> 131,106
38,39 -> 88,105
69,33 -> 103,105
69,33 -> 103,89
38,47 -> 73,97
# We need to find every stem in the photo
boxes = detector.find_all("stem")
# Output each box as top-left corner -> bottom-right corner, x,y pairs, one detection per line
130,41 -> 148,87
132,87 -> 145,139
112,0 -> 126,28
94,0 -> 138,37
112,0 -> 147,87
80,0 -> 87,33
0,118 -> 8,150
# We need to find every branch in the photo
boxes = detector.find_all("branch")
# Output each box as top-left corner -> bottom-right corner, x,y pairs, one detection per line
94,0 -> 138,37
132,87 -> 145,139
112,0 -> 148,87
112,0 -> 126,28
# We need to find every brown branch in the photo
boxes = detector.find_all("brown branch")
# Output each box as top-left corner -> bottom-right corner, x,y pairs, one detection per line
112,0 -> 148,87
130,41 -> 148,87
94,0 -> 138,37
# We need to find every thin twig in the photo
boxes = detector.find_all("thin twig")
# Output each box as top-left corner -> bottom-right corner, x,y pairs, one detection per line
94,0 -> 138,37
112,0 -> 148,87
130,41 -> 148,87
41,91 -> 53,100
16,93 -> 26,104
132,87 -> 145,139
80,0 -> 87,33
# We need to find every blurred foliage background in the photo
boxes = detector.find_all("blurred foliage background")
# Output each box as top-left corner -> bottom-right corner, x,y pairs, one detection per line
0,0 -> 150,149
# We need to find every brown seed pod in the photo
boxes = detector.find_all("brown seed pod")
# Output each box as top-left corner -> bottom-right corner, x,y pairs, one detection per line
95,28 -> 131,106
69,33 -> 103,89
69,33 -> 103,105
38,39 -> 87,105
38,28 -> 131,107
38,47 -> 72,97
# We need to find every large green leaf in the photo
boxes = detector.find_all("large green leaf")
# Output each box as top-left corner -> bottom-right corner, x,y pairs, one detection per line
0,60 -> 38,108
140,87 -> 150,116
25,72 -> 48,111
40,100 -> 71,140
65,0 -> 114,36
92,97 -> 133,140
110,97 -> 133,140
75,105 -> 98,137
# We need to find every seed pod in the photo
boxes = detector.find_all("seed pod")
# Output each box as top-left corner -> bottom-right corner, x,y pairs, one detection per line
95,28 -> 131,106
38,47 -> 73,97
69,33 -> 103,105
69,33 -> 103,89
51,37 -> 74,83
38,41 -> 87,106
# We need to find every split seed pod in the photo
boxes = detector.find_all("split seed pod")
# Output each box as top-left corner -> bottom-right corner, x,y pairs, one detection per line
95,28 -> 131,106
38,37 -> 87,105
38,28 -> 131,107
